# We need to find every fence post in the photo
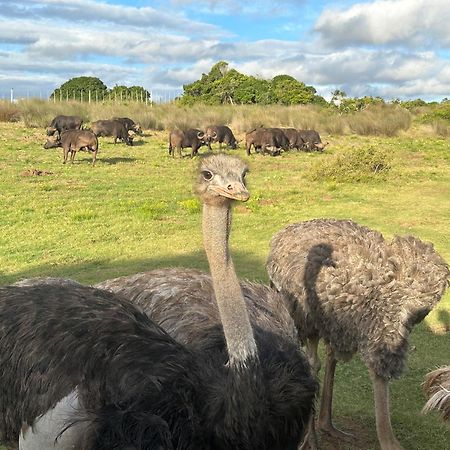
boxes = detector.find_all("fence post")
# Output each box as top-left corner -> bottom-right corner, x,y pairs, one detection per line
10,88 -> 13,103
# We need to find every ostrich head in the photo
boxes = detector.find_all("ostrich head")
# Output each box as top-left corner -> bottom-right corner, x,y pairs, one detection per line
195,153 -> 250,207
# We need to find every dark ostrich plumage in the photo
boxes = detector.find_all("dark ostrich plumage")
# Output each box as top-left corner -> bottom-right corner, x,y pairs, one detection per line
423,365 -> 450,422
1,278 -> 316,450
0,278 -> 196,449
266,218 -> 450,450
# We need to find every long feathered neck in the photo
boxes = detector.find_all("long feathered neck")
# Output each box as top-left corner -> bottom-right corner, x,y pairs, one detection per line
202,202 -> 258,367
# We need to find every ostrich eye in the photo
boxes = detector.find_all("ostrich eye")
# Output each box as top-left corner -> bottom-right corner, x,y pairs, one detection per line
202,170 -> 213,181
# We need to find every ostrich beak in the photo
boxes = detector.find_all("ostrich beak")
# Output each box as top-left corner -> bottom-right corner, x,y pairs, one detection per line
210,182 -> 250,202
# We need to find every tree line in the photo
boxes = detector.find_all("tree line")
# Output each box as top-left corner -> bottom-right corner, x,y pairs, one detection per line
50,76 -> 151,103
50,62 -> 450,111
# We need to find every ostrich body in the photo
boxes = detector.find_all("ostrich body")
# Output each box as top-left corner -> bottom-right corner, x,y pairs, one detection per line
423,366 -> 450,422
266,218 -> 449,450
0,278 -> 199,449
17,154 -> 317,450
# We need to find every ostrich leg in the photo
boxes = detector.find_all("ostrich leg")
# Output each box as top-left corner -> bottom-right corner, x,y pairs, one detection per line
371,372 -> 404,450
317,345 -> 353,439
299,337 -> 320,450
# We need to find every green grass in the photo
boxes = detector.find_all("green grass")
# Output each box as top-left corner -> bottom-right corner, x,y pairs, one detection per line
0,123 -> 449,449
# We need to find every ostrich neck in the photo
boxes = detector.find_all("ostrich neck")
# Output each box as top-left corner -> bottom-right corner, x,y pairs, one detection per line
202,203 -> 258,366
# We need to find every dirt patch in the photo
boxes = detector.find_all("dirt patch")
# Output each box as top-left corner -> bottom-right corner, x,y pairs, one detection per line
20,168 -> 53,177
316,418 -> 377,450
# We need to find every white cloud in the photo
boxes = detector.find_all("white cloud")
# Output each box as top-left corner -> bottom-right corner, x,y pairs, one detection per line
315,0 -> 450,48
0,0 -> 449,101
0,0 -> 224,36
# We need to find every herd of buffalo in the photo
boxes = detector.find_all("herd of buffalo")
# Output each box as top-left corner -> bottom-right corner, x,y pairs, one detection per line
43,114 -> 328,165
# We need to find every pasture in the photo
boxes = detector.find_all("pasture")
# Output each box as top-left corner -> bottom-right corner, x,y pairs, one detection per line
0,119 -> 449,449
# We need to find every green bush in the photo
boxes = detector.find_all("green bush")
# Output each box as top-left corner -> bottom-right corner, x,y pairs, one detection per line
308,145 -> 392,182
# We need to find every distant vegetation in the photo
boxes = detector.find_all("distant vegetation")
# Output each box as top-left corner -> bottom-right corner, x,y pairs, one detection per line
0,59 -> 449,138
0,98 -> 447,138
49,76 -> 151,103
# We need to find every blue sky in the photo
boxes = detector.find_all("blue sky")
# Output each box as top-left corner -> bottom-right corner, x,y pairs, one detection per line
0,0 -> 449,102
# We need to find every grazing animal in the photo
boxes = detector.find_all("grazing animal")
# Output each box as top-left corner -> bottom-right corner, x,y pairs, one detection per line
266,218 -> 449,450
168,129 -> 208,158
43,129 -> 98,165
245,128 -> 289,156
23,154 -> 318,450
205,125 -> 238,149
281,128 -> 304,150
91,119 -> 133,146
423,366 -> 450,422
46,115 -> 83,138
298,129 -> 328,151
113,117 -> 142,135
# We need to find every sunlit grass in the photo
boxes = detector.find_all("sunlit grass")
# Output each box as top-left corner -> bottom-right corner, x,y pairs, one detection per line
0,122 -> 449,449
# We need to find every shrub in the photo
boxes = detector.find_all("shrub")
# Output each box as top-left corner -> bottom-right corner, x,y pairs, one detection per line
346,104 -> 411,136
308,145 -> 392,182
431,120 -> 450,137
0,101 -> 20,122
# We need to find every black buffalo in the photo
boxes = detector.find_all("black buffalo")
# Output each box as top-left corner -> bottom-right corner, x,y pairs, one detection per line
281,128 -> 305,150
205,125 -> 238,149
43,130 -> 98,166
245,128 -> 289,156
91,119 -> 133,146
298,130 -> 328,151
46,115 -> 83,138
168,129 -> 208,158
112,117 -> 142,135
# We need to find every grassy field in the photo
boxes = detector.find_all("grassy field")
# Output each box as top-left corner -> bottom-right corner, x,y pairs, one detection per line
0,121 -> 449,449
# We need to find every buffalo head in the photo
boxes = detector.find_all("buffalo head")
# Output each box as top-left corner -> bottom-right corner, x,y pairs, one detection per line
43,135 -> 61,149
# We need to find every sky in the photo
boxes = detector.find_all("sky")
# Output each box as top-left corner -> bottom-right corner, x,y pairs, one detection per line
1,0 -> 449,102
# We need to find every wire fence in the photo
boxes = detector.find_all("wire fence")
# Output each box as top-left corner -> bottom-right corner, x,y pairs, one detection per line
1,88 -> 183,104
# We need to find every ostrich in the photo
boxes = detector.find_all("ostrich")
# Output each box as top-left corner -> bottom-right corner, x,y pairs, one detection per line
266,218 -> 449,450
17,154 -> 317,450
422,366 -> 450,422
0,278 -> 201,449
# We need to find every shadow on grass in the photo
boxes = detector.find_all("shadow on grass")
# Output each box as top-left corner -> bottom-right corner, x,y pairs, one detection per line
98,156 -> 138,165
437,309 -> 450,332
129,139 -> 146,146
0,249 -> 266,286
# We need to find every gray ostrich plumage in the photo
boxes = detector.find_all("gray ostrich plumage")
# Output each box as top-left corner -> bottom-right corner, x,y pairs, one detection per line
266,218 -> 449,450
423,366 -> 450,422
96,268 -> 298,352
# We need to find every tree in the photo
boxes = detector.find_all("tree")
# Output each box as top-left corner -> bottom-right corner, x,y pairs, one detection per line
181,62 -> 325,106
50,76 -> 108,101
109,85 -> 150,102
271,75 -> 319,105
